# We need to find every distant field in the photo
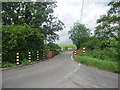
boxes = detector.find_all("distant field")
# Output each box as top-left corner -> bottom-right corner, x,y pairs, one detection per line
56,43 -> 76,48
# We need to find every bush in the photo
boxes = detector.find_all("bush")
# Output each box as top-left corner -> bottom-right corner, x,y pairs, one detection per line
80,49 -> 118,61
2,24 -> 45,63
81,37 -> 118,50
45,43 -> 61,51
2,62 -> 16,68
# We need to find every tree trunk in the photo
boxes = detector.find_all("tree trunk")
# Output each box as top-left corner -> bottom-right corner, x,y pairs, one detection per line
76,44 -> 80,50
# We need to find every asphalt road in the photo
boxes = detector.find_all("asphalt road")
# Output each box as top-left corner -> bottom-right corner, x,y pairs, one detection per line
2,51 -> 118,88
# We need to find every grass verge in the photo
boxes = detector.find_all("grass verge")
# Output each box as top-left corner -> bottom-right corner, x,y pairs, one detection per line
2,62 -> 16,68
1,59 -> 45,69
73,51 -> 119,73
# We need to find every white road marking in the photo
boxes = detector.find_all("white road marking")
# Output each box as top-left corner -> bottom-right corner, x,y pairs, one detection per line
78,63 -> 81,66
65,65 -> 80,78
56,64 -> 81,86
55,54 -> 81,86
56,57 -> 81,85
71,55 -> 74,61
71,55 -> 81,66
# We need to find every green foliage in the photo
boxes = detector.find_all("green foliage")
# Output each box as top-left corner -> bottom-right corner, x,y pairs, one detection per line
2,24 -> 44,62
74,49 -> 119,73
2,62 -> 16,68
81,49 -> 118,61
80,37 -> 100,50
2,2 -> 65,42
2,2 -> 64,67
21,59 -> 33,65
74,55 -> 119,73
67,0 -> 119,73
81,37 -> 118,50
95,1 -> 120,41
68,22 -> 90,49
2,60 -> 38,68
45,43 -> 61,51
57,43 -> 76,50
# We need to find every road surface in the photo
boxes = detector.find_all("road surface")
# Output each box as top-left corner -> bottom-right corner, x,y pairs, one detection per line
2,51 -> 118,88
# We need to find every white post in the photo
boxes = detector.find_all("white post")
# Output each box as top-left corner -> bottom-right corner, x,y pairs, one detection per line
37,51 -> 39,61
43,50 -> 45,59
16,53 -> 20,65
28,52 -> 31,63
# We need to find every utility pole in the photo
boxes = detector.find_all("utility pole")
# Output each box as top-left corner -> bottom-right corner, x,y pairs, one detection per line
80,0 -> 84,23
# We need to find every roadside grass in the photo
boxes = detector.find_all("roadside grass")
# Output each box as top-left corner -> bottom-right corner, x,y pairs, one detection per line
74,49 -> 119,73
2,61 -> 30,68
2,59 -> 43,68
83,49 -> 118,62
2,62 -> 16,68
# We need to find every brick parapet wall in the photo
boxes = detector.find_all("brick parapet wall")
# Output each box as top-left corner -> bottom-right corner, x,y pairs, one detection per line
45,50 -> 59,58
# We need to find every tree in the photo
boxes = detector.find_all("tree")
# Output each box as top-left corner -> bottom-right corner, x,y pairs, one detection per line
95,0 -> 120,41
68,22 -> 90,49
45,43 -> 61,51
2,2 -> 65,42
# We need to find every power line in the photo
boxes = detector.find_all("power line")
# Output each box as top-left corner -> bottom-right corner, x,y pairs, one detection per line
80,0 -> 84,23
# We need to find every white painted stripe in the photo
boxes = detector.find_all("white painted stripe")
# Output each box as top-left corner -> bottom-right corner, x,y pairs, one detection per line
71,55 -> 74,61
71,55 -> 81,66
65,64 -> 81,78
78,63 -> 81,66
55,55 -> 81,85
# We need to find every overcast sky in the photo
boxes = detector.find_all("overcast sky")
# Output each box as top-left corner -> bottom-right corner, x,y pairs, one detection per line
53,0 -> 111,43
